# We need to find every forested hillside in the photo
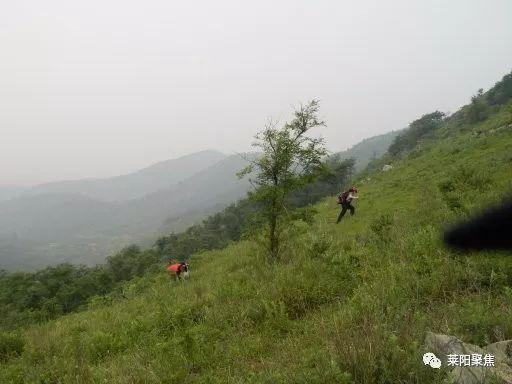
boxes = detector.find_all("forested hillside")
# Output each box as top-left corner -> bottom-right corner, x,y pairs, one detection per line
1,72 -> 511,383
0,153 -> 249,270
0,155 -> 355,331
335,130 -> 401,171
0,135 -> 395,271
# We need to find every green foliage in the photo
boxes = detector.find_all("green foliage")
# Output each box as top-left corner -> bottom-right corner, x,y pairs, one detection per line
238,100 -> 328,259
2,104 -> 512,384
334,130 -> 402,172
155,153 -> 354,261
0,152 -> 354,332
0,332 -> 24,362
369,214 -> 393,242
486,72 -> 512,106
388,111 -> 446,157
106,245 -> 161,282
2,76 -> 512,383
437,166 -> 495,214
465,72 -> 512,124
289,205 -> 318,226
387,71 -> 512,159
156,199 -> 258,261
0,247 -> 161,330
467,88 -> 489,123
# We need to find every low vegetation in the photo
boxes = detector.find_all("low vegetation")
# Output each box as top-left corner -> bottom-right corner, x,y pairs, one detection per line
1,73 -> 512,383
0,156 -> 354,332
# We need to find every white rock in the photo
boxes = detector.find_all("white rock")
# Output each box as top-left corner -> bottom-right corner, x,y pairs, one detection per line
425,332 -> 512,383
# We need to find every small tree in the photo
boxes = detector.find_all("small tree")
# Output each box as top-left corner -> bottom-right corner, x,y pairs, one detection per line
238,100 -> 327,260
466,88 -> 489,123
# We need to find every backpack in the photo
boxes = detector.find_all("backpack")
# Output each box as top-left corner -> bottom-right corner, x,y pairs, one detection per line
336,191 -> 350,204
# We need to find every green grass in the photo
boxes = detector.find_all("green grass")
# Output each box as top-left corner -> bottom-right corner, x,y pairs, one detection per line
1,104 -> 512,383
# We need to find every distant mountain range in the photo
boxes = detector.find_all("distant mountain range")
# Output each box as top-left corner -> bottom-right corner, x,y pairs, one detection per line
0,131 -> 399,270
0,151 -> 251,270
0,185 -> 26,202
15,150 -> 227,202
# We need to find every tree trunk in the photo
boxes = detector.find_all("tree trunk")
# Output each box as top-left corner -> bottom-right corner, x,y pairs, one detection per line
269,212 -> 278,261
268,170 -> 280,261
268,191 -> 279,260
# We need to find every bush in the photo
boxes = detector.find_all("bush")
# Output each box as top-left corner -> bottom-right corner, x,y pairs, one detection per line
307,233 -> 332,259
84,331 -> 127,364
389,111 -> 445,156
466,89 -> 489,123
369,214 -> 393,242
0,332 -> 24,362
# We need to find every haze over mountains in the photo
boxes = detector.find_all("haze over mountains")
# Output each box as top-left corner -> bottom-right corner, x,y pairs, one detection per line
0,150 -> 251,270
0,133 -> 396,270
336,130 -> 402,171
0,186 -> 26,202
0,150 -> 226,203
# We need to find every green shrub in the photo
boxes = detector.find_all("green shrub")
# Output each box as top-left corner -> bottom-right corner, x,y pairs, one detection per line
84,331 -> 127,364
307,233 -> 333,259
0,332 -> 24,362
369,214 -> 393,241
289,205 -> 318,226
2,79 -> 512,383
443,193 -> 467,213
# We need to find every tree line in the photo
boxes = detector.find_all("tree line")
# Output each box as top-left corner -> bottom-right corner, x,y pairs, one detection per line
0,126 -> 354,330
383,70 -> 512,160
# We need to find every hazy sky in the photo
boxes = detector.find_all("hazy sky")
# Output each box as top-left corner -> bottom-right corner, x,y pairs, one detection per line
1,0 -> 511,185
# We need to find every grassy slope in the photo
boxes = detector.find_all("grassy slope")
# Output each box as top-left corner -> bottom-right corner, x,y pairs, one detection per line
2,104 -> 512,384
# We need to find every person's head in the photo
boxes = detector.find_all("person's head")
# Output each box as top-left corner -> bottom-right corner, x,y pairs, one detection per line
350,186 -> 358,193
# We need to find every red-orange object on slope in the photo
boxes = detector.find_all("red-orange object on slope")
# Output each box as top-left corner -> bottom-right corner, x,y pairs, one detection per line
167,264 -> 181,273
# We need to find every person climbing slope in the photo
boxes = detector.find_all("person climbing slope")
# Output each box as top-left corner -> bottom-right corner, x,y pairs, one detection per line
336,186 -> 358,223
167,261 -> 189,281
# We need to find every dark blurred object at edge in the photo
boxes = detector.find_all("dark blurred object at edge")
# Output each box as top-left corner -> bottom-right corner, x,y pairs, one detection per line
444,200 -> 512,251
